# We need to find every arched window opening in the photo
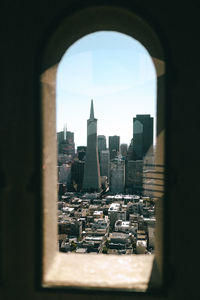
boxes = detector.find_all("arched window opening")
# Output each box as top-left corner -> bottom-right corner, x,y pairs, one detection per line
56,30 -> 158,253
40,6 -> 165,292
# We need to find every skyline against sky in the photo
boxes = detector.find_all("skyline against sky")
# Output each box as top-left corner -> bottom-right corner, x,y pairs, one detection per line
56,31 -> 157,147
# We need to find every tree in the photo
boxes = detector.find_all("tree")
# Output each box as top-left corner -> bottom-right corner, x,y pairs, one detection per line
102,246 -> 108,254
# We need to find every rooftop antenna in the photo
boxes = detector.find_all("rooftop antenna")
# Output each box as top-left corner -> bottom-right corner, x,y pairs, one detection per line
64,123 -> 67,140
90,99 -> 94,119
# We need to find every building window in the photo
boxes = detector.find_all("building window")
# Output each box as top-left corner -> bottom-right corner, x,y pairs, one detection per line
40,5 -> 165,292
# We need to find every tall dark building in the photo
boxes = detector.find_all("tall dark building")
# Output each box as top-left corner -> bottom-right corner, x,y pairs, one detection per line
77,146 -> 87,161
57,129 -> 75,156
109,135 -> 120,160
133,114 -> 153,160
100,150 -> 110,178
125,160 -> 143,194
82,100 -> 101,192
70,160 -> 85,192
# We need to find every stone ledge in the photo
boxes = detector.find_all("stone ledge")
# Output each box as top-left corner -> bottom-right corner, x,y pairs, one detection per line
43,253 -> 156,292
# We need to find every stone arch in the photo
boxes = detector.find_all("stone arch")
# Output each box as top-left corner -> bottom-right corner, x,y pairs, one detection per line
40,4 -> 166,290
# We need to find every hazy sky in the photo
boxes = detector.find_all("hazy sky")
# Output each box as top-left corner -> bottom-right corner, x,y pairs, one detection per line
56,31 -> 156,147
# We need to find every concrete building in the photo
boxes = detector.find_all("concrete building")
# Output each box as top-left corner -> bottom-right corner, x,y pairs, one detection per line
100,149 -> 110,178
108,232 -> 131,252
136,240 -> 147,254
110,158 -> 125,193
82,100 -> 101,192
109,135 -> 120,160
133,115 -> 153,160
115,220 -> 131,233
108,203 -> 120,229
120,143 -> 128,158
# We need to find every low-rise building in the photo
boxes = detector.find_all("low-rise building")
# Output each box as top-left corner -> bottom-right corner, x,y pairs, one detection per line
93,210 -> 104,219
108,203 -> 120,228
136,240 -> 147,254
114,220 -> 131,233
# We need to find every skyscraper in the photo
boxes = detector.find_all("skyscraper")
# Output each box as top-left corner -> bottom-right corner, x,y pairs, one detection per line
82,100 -> 101,192
109,135 -> 120,160
120,143 -> 128,158
57,128 -> 75,157
110,158 -> 125,194
133,114 -> 153,160
100,150 -> 110,178
98,135 -> 106,152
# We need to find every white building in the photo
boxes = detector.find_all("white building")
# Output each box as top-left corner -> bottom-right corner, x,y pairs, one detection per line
108,203 -> 120,228
115,220 -> 131,232
136,240 -> 147,254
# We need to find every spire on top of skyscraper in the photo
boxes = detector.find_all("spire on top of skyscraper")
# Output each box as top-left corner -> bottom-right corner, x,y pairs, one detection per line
90,99 -> 94,120
82,99 -> 101,192
63,123 -> 67,140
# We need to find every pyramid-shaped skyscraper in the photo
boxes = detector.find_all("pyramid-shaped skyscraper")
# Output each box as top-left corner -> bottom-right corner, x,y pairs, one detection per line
82,100 -> 101,192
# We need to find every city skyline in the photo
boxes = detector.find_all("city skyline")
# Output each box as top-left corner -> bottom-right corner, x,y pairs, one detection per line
56,31 -> 156,147
57,111 -> 154,151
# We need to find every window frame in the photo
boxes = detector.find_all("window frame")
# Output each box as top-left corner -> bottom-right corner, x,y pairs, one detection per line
37,4 -> 167,294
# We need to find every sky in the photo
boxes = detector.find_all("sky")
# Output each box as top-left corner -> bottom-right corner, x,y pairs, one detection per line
56,31 -> 156,147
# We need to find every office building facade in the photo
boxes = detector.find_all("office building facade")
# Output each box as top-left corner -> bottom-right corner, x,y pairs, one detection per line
100,150 -> 110,178
133,115 -> 153,160
109,135 -> 120,160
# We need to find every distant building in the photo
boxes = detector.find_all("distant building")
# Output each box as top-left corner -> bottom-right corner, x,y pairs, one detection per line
133,114 -> 153,160
77,146 -> 87,161
57,129 -> 75,157
120,143 -> 128,158
127,138 -> 137,161
98,135 -> 106,152
108,203 -> 120,228
82,100 -> 101,192
115,220 -> 130,233
125,160 -> 143,194
58,163 -> 71,187
100,150 -> 110,178
108,232 -> 132,253
70,160 -> 84,192
58,218 -> 82,238
110,158 -> 125,193
143,145 -> 156,196
136,240 -> 147,254
57,131 -> 64,146
109,135 -> 120,160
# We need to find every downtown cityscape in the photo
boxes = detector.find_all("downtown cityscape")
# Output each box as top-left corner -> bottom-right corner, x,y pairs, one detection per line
57,100 -> 157,255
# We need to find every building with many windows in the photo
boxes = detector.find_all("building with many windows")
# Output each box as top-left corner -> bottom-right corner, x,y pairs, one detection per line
133,115 -> 153,160
100,149 -> 110,178
109,135 -> 120,160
